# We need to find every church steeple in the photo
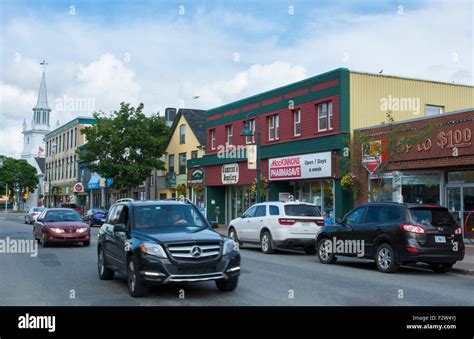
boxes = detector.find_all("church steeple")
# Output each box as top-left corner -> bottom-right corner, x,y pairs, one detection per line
32,60 -> 51,128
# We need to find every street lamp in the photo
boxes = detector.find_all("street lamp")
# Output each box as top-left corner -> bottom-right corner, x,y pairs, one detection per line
0,157 -> 8,213
240,112 -> 262,203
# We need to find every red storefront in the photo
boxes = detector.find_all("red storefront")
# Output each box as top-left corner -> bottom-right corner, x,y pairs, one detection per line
354,109 -> 474,238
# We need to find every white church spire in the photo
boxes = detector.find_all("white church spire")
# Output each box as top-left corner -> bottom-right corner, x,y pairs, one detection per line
32,60 -> 51,127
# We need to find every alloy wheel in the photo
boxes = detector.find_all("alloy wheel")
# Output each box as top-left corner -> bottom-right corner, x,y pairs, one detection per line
319,240 -> 331,261
377,247 -> 391,270
128,260 -> 136,292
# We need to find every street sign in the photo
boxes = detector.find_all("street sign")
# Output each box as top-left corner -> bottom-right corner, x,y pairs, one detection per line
362,140 -> 387,174
188,168 -> 204,184
247,145 -> 257,170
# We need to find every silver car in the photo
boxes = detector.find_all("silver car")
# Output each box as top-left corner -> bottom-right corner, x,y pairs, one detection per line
24,207 -> 45,224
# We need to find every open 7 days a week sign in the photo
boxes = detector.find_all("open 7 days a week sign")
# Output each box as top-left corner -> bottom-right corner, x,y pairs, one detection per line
268,152 -> 332,181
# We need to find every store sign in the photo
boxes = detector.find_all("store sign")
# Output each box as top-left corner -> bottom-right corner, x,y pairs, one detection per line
73,183 -> 84,193
247,145 -> 257,170
362,140 -> 387,174
268,152 -> 332,181
222,163 -> 239,184
188,169 -> 204,184
166,172 -> 177,188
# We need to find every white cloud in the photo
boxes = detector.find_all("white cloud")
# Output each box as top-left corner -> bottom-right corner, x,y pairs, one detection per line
0,0 -> 472,159
0,126 -> 24,158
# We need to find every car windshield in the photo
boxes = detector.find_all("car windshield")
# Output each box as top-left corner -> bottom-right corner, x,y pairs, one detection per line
409,208 -> 456,228
61,203 -> 78,208
284,204 -> 321,217
45,210 -> 82,222
133,204 -> 207,230
93,209 -> 107,214
32,208 -> 43,212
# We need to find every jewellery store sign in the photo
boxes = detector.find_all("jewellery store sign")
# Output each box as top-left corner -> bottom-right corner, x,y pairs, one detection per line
269,152 -> 332,181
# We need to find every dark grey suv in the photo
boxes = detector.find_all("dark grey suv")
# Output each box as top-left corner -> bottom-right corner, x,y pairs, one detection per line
316,203 -> 465,273
97,200 -> 240,297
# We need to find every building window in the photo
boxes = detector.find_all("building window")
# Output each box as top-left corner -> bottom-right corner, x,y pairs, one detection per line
179,124 -> 186,144
191,150 -> 198,159
179,152 -> 186,174
318,101 -> 333,131
294,109 -> 301,136
425,105 -> 444,116
245,119 -> 255,144
169,154 -> 175,173
226,125 -> 233,146
210,129 -> 216,150
73,155 -> 76,178
150,175 -> 154,187
268,115 -> 279,141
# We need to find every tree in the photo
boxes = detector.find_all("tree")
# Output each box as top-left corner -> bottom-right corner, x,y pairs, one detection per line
78,102 -> 169,194
341,111 -> 436,201
0,156 -> 39,208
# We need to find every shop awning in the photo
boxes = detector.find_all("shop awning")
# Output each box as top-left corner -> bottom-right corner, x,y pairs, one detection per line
87,174 -> 112,190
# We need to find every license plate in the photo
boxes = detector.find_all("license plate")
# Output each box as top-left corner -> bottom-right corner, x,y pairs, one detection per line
101,218 -> 106,222
435,236 -> 446,243
301,222 -> 311,227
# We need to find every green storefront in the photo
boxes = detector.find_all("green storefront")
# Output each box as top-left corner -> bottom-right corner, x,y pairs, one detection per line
188,68 -> 354,224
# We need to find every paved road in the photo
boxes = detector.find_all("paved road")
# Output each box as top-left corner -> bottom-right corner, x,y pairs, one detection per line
1,214 -> 473,306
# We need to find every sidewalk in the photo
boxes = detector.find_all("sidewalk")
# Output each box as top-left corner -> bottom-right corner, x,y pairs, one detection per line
215,224 -> 474,275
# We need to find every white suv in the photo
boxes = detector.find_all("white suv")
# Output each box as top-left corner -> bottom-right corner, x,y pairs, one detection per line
228,202 -> 324,254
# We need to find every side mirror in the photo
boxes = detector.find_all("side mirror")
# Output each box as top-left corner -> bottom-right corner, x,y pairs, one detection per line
210,222 -> 219,229
335,217 -> 343,224
113,223 -> 127,233
37,218 -> 44,223
240,214 -> 245,219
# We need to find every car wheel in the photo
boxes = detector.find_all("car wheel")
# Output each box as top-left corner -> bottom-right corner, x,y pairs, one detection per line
317,238 -> 337,264
127,256 -> 148,297
228,227 -> 241,246
83,241 -> 91,247
430,263 -> 453,273
375,243 -> 399,273
260,230 -> 275,254
216,277 -> 238,292
304,246 -> 317,255
98,248 -> 115,280
42,232 -> 49,248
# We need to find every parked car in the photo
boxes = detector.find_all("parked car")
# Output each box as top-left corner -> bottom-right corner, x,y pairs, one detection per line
84,208 -> 108,226
24,207 -> 45,224
228,202 -> 324,254
97,200 -> 240,297
59,202 -> 83,216
33,208 -> 91,247
316,203 -> 465,273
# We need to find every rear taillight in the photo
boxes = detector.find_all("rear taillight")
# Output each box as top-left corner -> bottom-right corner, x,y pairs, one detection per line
407,246 -> 419,253
400,224 -> 425,234
315,219 -> 324,226
454,227 -> 462,235
279,218 -> 296,226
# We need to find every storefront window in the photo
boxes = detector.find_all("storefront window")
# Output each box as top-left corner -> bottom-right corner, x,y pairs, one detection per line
369,178 -> 394,202
402,174 -> 440,204
296,179 -> 334,218
448,170 -> 474,184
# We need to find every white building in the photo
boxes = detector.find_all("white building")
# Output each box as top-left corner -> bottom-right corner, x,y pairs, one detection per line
20,64 -> 52,209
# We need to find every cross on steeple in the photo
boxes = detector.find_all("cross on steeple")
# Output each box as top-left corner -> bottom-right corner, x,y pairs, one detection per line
40,60 -> 48,69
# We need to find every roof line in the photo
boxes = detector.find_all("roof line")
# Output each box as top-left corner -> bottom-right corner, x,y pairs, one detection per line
350,70 -> 474,88
355,107 -> 474,131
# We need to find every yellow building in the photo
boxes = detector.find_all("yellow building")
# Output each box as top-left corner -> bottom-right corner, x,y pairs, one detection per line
349,71 -> 474,131
157,109 -> 206,204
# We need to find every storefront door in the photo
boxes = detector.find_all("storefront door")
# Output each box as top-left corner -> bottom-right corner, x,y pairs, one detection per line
446,185 -> 474,241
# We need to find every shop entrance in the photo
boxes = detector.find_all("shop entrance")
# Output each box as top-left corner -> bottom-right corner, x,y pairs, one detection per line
446,185 -> 474,242
226,185 -> 256,224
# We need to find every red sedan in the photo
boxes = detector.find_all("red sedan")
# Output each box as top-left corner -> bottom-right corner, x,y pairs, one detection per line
34,208 -> 91,247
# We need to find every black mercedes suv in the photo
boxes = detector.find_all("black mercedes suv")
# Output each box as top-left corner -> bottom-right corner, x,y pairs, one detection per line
316,203 -> 465,273
97,200 -> 240,297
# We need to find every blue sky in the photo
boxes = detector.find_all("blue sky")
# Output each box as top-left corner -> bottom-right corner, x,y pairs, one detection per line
0,0 -> 472,157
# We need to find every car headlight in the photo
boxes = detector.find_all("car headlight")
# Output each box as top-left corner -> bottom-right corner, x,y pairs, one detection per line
49,228 -> 65,233
223,239 -> 239,255
139,243 -> 167,259
76,228 -> 88,233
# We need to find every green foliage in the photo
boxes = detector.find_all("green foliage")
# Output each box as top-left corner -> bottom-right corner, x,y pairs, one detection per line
77,102 -> 169,192
0,156 -> 39,203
